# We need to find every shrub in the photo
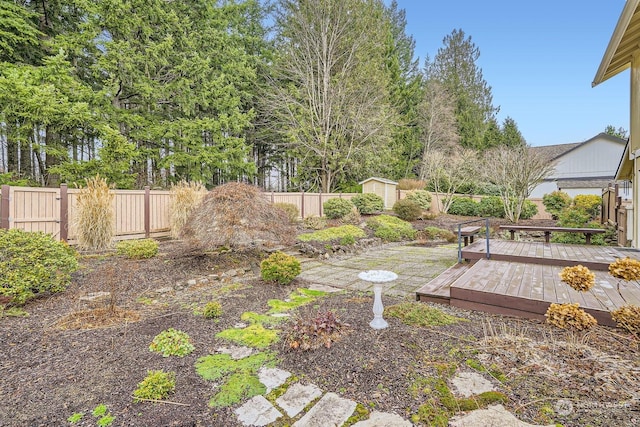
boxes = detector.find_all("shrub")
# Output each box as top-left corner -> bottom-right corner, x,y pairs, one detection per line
303,215 -> 327,230
323,198 -> 355,219
559,265 -> 595,292
478,196 -> 504,218
115,239 -> 158,259
149,328 -> 195,357
285,310 -> 348,351
203,301 -> 223,319
448,197 -> 478,216
519,199 -> 538,220
393,199 -> 422,222
74,175 -> 114,250
418,227 -> 456,243
545,303 -> 597,331
405,190 -> 432,210
274,203 -> 300,223
557,206 -> 590,227
342,206 -> 362,225
298,225 -> 366,242
133,370 -> 176,402
552,207 -> 603,244
542,191 -> 572,219
397,178 -> 425,190
169,180 -> 207,238
260,251 -> 301,285
611,305 -> 640,336
609,257 -> 640,281
0,229 -> 79,305
367,215 -> 416,242
351,193 -> 384,214
573,194 -> 602,219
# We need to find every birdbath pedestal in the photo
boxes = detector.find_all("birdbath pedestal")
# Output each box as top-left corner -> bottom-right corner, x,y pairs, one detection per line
358,270 -> 398,330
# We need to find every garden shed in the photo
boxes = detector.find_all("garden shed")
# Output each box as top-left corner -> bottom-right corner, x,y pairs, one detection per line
359,177 -> 397,209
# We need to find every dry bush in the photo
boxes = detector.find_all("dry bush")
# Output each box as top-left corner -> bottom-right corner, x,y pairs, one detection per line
397,178 -> 426,190
609,257 -> 640,281
611,305 -> 640,337
74,175 -> 114,250
169,181 -> 207,238
559,265 -> 595,292
303,215 -> 326,230
273,203 -> 300,223
180,182 -> 296,251
341,206 -> 361,225
545,303 -> 597,331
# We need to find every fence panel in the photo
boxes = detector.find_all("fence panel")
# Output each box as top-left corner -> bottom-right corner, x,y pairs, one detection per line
8,186 -> 61,237
149,191 -> 171,235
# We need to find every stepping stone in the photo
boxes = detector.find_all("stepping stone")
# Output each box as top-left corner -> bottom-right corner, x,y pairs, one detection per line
293,392 -> 356,427
449,404 -> 555,427
450,372 -> 495,398
235,395 -> 282,427
276,383 -> 323,417
307,284 -> 343,293
351,411 -> 412,427
216,345 -> 254,360
258,367 -> 291,393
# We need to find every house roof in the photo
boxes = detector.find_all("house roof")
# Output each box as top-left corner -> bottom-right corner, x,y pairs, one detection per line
557,179 -> 614,190
593,0 -> 640,86
358,177 -> 398,185
531,133 -> 626,162
615,141 -> 633,181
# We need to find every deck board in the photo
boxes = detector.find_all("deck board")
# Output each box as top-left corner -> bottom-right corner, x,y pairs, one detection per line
419,240 -> 640,327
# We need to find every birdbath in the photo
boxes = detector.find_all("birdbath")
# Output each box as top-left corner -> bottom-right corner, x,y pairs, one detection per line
358,270 -> 398,330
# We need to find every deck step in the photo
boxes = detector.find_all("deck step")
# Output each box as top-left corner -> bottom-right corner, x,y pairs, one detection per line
415,261 -> 476,304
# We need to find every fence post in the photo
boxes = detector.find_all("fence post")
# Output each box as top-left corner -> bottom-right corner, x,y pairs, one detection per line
301,191 -> 305,218
1,185 -> 9,229
271,191 -> 274,203
319,192 -> 322,217
144,186 -> 150,238
59,184 -> 68,242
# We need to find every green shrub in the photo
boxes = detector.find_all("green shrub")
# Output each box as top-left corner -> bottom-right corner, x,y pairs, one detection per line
149,328 -> 195,357
478,196 -> 504,218
133,370 -> 176,402
405,190 -> 432,210
557,206 -> 590,227
298,225 -> 366,242
260,251 -> 301,285
322,198 -> 355,219
542,191 -> 572,219
303,215 -> 327,230
0,229 -> 79,305
351,193 -> 384,214
519,199 -> 538,220
115,239 -> 158,259
203,301 -> 223,319
274,203 -> 300,223
367,215 -> 416,242
448,197 -> 478,216
74,175 -> 114,250
573,194 -> 601,219
419,227 -> 456,242
340,235 -> 356,245
393,199 -> 423,222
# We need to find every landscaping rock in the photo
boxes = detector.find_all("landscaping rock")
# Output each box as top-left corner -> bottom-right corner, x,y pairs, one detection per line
293,392 -> 356,427
216,345 -> 254,360
78,292 -> 111,307
351,411 -> 412,427
235,395 -> 282,427
258,367 -> 291,393
450,371 -> 496,398
449,404 -> 555,427
276,383 -> 323,418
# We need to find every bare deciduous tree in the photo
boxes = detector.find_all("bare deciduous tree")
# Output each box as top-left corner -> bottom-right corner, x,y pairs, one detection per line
421,148 -> 477,213
481,145 -> 555,222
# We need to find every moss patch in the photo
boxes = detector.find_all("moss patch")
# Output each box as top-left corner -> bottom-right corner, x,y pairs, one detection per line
267,288 -> 327,314
297,225 -> 366,242
385,302 -> 467,327
208,371 -> 266,408
240,311 -> 288,326
215,323 -> 279,348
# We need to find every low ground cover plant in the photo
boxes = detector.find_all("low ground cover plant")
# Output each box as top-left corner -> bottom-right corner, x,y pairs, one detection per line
202,301 -> 223,319
133,370 -> 176,402
366,215 -> 416,241
284,310 -> 349,350
0,229 -> 78,305
297,224 -> 366,242
149,328 -> 195,357
115,238 -> 158,259
260,251 -> 301,285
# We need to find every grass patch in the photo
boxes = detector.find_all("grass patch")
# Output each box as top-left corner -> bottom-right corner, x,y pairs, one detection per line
215,323 -> 279,348
385,302 -> 467,327
297,225 -> 366,242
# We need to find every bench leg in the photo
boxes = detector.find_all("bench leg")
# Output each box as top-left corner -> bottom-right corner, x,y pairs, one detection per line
585,233 -> 592,245
509,230 -> 515,240
463,236 -> 469,246
544,232 -> 551,244
469,236 -> 474,244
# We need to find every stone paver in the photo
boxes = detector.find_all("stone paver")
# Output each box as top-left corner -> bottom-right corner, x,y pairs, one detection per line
451,371 -> 496,398
216,345 -> 254,360
276,383 -> 323,417
449,404 -> 555,427
351,411 -> 412,427
293,392 -> 356,427
258,367 -> 291,393
235,395 -> 282,426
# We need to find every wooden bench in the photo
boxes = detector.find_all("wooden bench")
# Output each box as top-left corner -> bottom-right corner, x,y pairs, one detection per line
498,225 -> 606,245
459,226 -> 482,246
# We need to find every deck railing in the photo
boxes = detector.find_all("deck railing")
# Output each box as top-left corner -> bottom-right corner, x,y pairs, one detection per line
456,218 -> 491,263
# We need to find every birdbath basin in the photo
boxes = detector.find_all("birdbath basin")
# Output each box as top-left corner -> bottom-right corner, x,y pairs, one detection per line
358,270 -> 398,329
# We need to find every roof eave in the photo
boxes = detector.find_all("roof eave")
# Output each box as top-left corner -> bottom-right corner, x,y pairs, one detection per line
593,0 -> 640,87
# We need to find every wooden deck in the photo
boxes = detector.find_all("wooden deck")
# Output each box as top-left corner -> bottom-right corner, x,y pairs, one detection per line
416,240 -> 640,327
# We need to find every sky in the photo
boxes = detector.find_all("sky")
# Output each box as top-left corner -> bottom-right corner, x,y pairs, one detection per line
391,0 -> 630,147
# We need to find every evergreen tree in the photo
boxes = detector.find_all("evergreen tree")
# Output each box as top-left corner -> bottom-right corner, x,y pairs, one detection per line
501,116 -> 526,147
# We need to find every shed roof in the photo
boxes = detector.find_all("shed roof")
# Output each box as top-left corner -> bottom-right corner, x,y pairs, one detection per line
358,177 -> 398,185
593,0 -> 640,86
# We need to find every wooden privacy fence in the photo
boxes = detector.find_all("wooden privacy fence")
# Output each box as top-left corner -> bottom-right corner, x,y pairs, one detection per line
265,192 -> 358,218
0,185 -> 172,244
